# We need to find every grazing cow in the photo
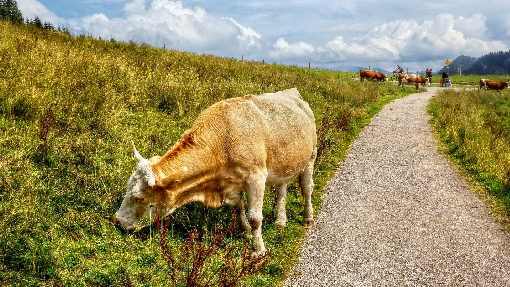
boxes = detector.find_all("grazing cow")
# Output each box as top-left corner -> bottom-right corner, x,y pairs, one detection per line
394,72 -> 428,90
405,74 -> 429,90
395,72 -> 407,86
392,66 -> 406,86
113,88 -> 317,256
480,79 -> 509,91
360,70 -> 386,82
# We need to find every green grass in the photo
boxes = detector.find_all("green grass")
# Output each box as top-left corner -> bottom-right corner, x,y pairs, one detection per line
429,89 -> 510,228
0,21 -> 413,286
430,74 -> 509,86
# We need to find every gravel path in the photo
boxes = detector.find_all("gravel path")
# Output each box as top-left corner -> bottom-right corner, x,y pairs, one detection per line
285,89 -> 510,286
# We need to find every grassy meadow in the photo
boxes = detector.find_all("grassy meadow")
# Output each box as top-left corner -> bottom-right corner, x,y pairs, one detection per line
0,21 -> 414,286
430,74 -> 509,86
429,89 -> 510,227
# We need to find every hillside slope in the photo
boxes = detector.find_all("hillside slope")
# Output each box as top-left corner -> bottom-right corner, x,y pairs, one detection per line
465,51 -> 510,74
0,21 -> 411,286
439,52 -> 510,75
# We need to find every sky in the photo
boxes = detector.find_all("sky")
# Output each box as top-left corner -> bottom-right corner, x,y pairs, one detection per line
16,0 -> 510,71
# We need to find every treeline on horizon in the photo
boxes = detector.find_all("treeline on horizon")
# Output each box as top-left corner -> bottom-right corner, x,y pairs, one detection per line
440,51 -> 510,75
0,0 -> 69,32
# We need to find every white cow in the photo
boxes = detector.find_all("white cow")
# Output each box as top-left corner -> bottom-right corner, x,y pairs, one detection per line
114,88 -> 317,256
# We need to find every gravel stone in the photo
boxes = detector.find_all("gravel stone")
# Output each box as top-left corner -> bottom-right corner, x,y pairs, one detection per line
285,90 -> 510,286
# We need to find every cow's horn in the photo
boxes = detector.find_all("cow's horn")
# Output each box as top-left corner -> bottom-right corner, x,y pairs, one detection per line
132,141 -> 145,161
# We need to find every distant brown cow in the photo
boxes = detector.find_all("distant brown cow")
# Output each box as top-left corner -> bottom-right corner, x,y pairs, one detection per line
480,79 -> 509,91
405,74 -> 428,90
360,70 -> 386,82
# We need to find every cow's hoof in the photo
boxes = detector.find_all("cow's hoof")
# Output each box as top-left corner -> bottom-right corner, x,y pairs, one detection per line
275,220 -> 286,230
304,218 -> 314,228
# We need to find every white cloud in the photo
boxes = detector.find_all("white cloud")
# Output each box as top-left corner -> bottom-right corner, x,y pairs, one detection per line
453,14 -> 487,38
272,14 -> 506,66
17,0 -> 61,23
505,18 -> 510,37
67,0 -> 262,56
269,38 -> 315,60
12,1 -> 510,70
223,17 -> 262,50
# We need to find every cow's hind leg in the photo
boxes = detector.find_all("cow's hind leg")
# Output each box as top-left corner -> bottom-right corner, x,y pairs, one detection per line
299,158 -> 315,227
246,169 -> 268,256
274,183 -> 288,228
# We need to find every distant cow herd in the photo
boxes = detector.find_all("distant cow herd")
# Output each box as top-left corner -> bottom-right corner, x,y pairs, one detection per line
360,68 -> 430,90
359,68 -> 509,91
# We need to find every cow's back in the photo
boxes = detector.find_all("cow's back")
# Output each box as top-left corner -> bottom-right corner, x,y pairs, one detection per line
252,88 -> 316,180
199,88 -> 316,182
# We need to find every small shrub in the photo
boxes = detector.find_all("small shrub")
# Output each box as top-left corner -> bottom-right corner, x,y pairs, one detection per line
157,210 -> 270,287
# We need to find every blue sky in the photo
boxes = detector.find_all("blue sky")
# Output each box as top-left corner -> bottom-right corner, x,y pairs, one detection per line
17,0 -> 510,71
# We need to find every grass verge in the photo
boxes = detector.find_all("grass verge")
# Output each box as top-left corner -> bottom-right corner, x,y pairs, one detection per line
428,89 -> 510,230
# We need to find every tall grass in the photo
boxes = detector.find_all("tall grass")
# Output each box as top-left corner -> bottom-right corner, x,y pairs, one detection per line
429,89 -> 510,224
0,21 -> 413,286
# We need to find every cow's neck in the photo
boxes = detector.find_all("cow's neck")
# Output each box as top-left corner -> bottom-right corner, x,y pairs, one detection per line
150,131 -> 226,209
153,131 -> 214,182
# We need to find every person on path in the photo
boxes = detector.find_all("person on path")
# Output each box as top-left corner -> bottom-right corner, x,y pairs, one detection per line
441,71 -> 449,87
426,68 -> 433,85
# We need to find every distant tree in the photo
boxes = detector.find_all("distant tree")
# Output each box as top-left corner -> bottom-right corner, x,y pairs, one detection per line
0,0 -> 23,24
43,21 -> 54,30
30,16 -> 43,28
57,26 -> 70,35
465,50 -> 510,74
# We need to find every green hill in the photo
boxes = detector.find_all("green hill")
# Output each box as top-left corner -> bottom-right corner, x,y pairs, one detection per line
465,51 -> 510,74
440,52 -> 510,75
0,21 -> 412,286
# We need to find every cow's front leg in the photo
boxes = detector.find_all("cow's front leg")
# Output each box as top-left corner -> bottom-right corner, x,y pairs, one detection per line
275,183 -> 288,229
223,187 -> 251,234
238,198 -> 251,234
246,169 -> 267,257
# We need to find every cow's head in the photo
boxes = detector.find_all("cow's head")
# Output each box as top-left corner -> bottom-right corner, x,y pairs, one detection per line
113,145 -> 160,231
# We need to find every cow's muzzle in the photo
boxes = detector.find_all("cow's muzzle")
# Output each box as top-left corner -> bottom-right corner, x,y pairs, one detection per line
110,215 -> 135,234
